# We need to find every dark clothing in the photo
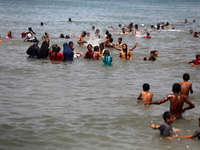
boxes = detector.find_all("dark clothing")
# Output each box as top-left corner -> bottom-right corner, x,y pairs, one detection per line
193,129 -> 200,139
63,43 -> 74,61
149,56 -> 156,61
159,123 -> 173,137
26,44 -> 39,58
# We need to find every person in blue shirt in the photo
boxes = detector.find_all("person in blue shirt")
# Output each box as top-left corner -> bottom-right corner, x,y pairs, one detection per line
102,49 -> 112,66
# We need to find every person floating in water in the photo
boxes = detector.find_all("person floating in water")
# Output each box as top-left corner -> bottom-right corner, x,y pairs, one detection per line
143,32 -> 151,38
77,31 -> 88,46
137,83 -> 153,105
180,73 -> 193,98
147,83 -> 195,119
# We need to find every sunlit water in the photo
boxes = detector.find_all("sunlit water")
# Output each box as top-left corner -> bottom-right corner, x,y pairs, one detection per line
0,0 -> 200,149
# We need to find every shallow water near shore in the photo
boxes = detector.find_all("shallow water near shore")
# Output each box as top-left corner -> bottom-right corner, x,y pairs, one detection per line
0,0 -> 200,150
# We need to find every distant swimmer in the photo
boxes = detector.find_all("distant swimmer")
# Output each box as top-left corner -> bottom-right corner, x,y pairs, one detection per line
144,51 -> 156,61
120,28 -> 129,34
68,18 -> 72,22
116,37 -> 123,46
77,31 -> 88,46
143,32 -> 151,38
188,54 -> 200,66
107,24 -> 122,31
193,32 -> 198,37
5,31 -> 13,39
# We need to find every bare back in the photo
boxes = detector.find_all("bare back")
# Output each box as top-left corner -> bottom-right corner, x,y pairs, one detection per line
180,81 -> 193,97
139,91 -> 153,104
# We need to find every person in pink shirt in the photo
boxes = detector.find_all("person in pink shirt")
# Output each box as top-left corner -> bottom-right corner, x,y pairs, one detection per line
5,31 -> 13,39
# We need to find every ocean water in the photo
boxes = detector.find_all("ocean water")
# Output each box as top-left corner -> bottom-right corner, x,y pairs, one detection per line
0,0 -> 200,150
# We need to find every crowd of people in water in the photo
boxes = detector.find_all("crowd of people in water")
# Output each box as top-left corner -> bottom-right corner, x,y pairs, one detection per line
1,19 -> 199,66
1,19 -> 200,139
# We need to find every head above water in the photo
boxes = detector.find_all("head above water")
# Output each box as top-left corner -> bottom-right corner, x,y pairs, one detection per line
183,73 -> 190,81
143,83 -> 150,91
172,83 -> 181,93
87,44 -> 92,50
163,111 -> 174,123
94,46 -> 99,51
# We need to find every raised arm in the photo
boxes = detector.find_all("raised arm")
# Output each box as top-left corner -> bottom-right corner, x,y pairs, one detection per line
111,44 -> 122,51
128,43 -> 138,51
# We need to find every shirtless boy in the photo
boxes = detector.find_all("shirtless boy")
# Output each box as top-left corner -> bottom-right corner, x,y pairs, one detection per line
147,83 -> 195,119
137,83 -> 153,104
77,31 -> 88,46
180,73 -> 193,98
116,37 -> 123,46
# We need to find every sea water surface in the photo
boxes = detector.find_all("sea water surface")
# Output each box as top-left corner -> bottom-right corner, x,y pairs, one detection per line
0,0 -> 200,150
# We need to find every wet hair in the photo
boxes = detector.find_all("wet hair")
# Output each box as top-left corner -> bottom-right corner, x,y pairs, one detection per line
95,29 -> 100,34
166,22 -> 169,26
118,37 -> 122,41
163,111 -> 172,122
143,83 -> 150,91
69,41 -> 73,50
151,25 -> 154,28
183,73 -> 190,81
8,31 -> 12,36
109,38 -> 113,43
105,30 -> 109,35
150,51 -> 154,54
41,22 -> 44,26
107,33 -> 112,38
135,24 -> 138,30
92,26 -> 95,30
94,46 -> 99,51
60,34 -> 64,38
82,31 -> 87,35
65,35 -> 70,39
196,54 -> 200,59
172,83 -> 181,93
122,28 -> 125,30
118,24 -> 121,27
87,44 -> 92,49
147,32 -> 150,36
122,43 -> 128,60
99,43 -> 104,48
54,46 -> 60,59
104,49 -> 110,61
